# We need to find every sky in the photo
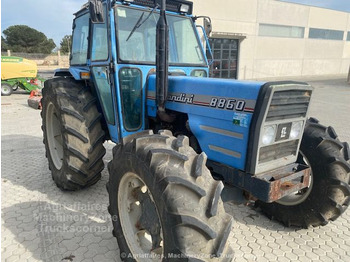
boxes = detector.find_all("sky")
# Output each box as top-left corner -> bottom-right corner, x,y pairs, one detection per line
280,0 -> 350,12
1,0 -> 350,48
1,0 -> 85,47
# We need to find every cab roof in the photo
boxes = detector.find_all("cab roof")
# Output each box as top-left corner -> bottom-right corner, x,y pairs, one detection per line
75,0 -> 193,16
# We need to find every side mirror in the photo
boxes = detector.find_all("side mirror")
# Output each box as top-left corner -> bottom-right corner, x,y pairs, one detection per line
90,0 -> 105,23
204,17 -> 212,36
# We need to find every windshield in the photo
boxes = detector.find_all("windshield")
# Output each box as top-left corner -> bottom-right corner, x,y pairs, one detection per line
115,6 -> 206,65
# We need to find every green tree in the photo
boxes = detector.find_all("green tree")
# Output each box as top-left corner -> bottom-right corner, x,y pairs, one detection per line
2,25 -> 56,54
60,35 -> 72,54
1,36 -> 9,52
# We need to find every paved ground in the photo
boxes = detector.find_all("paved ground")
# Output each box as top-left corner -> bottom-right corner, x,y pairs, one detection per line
1,78 -> 350,262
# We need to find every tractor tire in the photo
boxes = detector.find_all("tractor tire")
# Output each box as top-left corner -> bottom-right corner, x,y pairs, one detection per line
257,118 -> 350,228
1,83 -> 13,96
41,77 -> 106,190
107,130 -> 234,261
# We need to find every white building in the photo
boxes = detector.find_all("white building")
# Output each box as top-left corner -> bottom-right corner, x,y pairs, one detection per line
192,0 -> 350,80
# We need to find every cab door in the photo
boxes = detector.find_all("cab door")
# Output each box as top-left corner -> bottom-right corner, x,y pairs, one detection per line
89,5 -> 120,143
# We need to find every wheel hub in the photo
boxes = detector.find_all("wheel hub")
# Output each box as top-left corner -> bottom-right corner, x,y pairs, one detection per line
134,188 -> 162,250
46,102 -> 64,170
2,85 -> 11,95
118,173 -> 163,261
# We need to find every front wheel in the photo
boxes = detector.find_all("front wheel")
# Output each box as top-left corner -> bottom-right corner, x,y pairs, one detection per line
257,118 -> 350,228
107,130 -> 234,261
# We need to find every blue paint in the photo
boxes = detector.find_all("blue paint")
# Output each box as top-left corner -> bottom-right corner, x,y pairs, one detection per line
108,8 -> 123,143
147,75 -> 265,170
69,66 -> 90,80
189,116 -> 249,170
115,64 -> 208,138
92,8 -> 121,143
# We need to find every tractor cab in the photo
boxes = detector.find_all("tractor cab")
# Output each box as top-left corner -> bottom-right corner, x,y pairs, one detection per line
63,0 -> 316,202
66,0 -> 208,142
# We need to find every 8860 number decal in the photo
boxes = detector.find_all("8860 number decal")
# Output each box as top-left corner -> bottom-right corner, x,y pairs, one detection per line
210,98 -> 246,111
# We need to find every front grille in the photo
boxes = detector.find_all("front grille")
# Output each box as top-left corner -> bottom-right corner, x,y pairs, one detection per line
266,90 -> 311,122
259,140 -> 299,164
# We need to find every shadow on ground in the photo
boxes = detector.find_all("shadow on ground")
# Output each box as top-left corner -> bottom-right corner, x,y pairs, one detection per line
2,134 -> 304,261
2,134 -> 118,261
2,201 -> 118,262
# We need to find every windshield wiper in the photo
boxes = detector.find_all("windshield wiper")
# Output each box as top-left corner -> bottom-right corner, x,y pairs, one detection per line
126,4 -> 159,42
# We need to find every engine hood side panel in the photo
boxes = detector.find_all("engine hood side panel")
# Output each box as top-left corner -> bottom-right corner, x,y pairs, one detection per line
147,75 -> 264,170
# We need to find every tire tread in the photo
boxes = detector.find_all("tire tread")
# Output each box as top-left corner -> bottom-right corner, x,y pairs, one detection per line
41,77 -> 105,190
107,130 -> 233,261
257,119 -> 350,227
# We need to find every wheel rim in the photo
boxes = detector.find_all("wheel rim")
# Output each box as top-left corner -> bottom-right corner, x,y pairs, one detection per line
118,172 -> 163,261
46,102 -> 64,170
277,152 -> 314,206
2,85 -> 11,95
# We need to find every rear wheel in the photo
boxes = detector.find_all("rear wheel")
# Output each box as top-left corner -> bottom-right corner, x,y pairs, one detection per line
1,83 -> 13,96
257,118 -> 350,228
41,77 -> 106,190
107,130 -> 234,261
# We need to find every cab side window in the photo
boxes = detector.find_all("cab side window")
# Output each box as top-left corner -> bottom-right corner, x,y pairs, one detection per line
71,13 -> 90,65
91,5 -> 108,61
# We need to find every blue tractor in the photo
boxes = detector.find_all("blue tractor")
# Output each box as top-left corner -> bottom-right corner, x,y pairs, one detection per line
42,0 -> 350,260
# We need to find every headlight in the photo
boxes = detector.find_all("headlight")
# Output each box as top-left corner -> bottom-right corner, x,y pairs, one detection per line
262,125 -> 277,145
290,121 -> 303,139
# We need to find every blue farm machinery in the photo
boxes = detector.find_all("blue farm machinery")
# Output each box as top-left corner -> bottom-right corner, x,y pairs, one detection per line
41,0 -> 350,260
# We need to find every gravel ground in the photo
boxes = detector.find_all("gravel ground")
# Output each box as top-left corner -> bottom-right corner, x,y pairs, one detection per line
1,77 -> 350,262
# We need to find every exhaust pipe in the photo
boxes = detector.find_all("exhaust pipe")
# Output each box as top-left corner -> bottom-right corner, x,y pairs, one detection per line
156,0 -> 169,113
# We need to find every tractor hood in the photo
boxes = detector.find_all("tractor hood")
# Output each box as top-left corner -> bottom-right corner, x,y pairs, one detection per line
146,75 -> 265,120
147,76 -> 312,173
146,75 -> 265,171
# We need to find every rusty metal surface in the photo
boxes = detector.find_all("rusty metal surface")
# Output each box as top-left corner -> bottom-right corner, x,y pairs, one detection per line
267,165 -> 311,203
209,160 -> 311,203
245,163 -> 311,203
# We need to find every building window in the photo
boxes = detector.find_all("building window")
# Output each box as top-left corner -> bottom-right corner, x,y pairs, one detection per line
259,24 -> 305,38
207,38 -> 239,79
309,28 -> 344,41
347,32 -> 350,41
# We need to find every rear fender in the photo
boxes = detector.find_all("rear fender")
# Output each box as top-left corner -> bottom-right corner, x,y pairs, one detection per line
54,67 -> 90,81
52,67 -> 111,140
54,68 -> 72,78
